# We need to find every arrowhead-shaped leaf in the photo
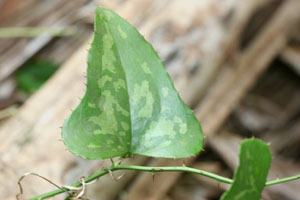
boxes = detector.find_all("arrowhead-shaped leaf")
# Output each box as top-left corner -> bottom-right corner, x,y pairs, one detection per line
221,138 -> 271,200
62,7 -> 203,160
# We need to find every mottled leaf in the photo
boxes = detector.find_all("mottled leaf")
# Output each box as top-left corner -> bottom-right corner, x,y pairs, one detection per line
62,7 -> 204,159
221,138 -> 271,200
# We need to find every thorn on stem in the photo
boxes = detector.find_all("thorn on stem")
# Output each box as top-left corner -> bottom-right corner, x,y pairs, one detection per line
182,159 -> 186,167
110,159 -> 114,165
108,170 -> 125,181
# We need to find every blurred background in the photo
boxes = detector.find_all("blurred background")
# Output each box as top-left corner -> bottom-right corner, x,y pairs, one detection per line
0,0 -> 300,199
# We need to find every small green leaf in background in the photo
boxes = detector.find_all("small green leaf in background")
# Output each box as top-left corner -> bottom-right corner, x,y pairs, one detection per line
221,138 -> 271,200
16,59 -> 59,94
62,7 -> 204,160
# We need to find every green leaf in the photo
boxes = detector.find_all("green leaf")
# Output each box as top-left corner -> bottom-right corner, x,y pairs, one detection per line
16,59 -> 59,94
221,138 -> 271,200
62,7 -> 203,159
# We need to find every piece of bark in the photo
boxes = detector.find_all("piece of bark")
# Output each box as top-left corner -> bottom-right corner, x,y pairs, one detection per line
176,0 -> 274,107
280,44 -> 300,75
0,39 -> 90,200
0,0 -> 88,82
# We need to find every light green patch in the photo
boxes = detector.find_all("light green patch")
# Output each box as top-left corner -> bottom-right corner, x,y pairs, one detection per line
161,106 -> 169,112
234,191 -> 248,200
161,140 -> 171,147
160,119 -> 176,137
115,102 -> 130,116
98,75 -> 112,88
102,33 -> 116,73
246,149 -> 252,159
174,116 -> 187,134
174,116 -> 183,123
132,80 -> 154,118
179,124 -> 187,134
141,62 -> 151,74
88,103 -> 96,108
121,121 -> 129,131
142,139 -> 172,154
93,130 -> 102,135
162,87 -> 169,97
113,78 -> 126,91
89,90 -> 119,135
103,9 -> 113,20
250,176 -> 258,192
144,118 -> 176,139
118,25 -> 127,39
119,131 -> 126,136
107,139 -> 114,145
137,115 -> 188,151
88,143 -> 101,148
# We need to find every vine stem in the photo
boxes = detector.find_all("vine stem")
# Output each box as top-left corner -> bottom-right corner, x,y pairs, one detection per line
26,164 -> 300,200
265,173 -> 300,186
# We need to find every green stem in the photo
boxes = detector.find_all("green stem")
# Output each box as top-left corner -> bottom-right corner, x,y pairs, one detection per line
265,173 -> 300,186
26,165 -> 300,200
27,164 -> 232,200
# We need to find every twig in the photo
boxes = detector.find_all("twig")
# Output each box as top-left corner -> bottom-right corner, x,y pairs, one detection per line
0,105 -> 18,120
0,26 -> 76,38
265,173 -> 300,186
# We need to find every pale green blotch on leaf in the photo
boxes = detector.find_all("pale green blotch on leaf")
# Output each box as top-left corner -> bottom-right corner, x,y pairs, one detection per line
141,62 -> 152,74
98,75 -> 112,88
102,34 -> 116,73
132,80 -> 154,118
221,138 -> 271,200
62,7 -> 204,159
162,87 -> 169,97
118,25 -> 127,39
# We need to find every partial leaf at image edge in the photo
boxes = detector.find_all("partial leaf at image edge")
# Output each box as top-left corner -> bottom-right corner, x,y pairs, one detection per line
62,7 -> 204,159
221,138 -> 272,200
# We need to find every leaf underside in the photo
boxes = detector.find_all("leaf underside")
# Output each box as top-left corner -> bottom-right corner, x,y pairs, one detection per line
62,7 -> 204,159
221,138 -> 271,200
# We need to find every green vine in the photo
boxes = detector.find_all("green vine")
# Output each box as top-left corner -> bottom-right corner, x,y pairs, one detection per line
24,164 -> 300,200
